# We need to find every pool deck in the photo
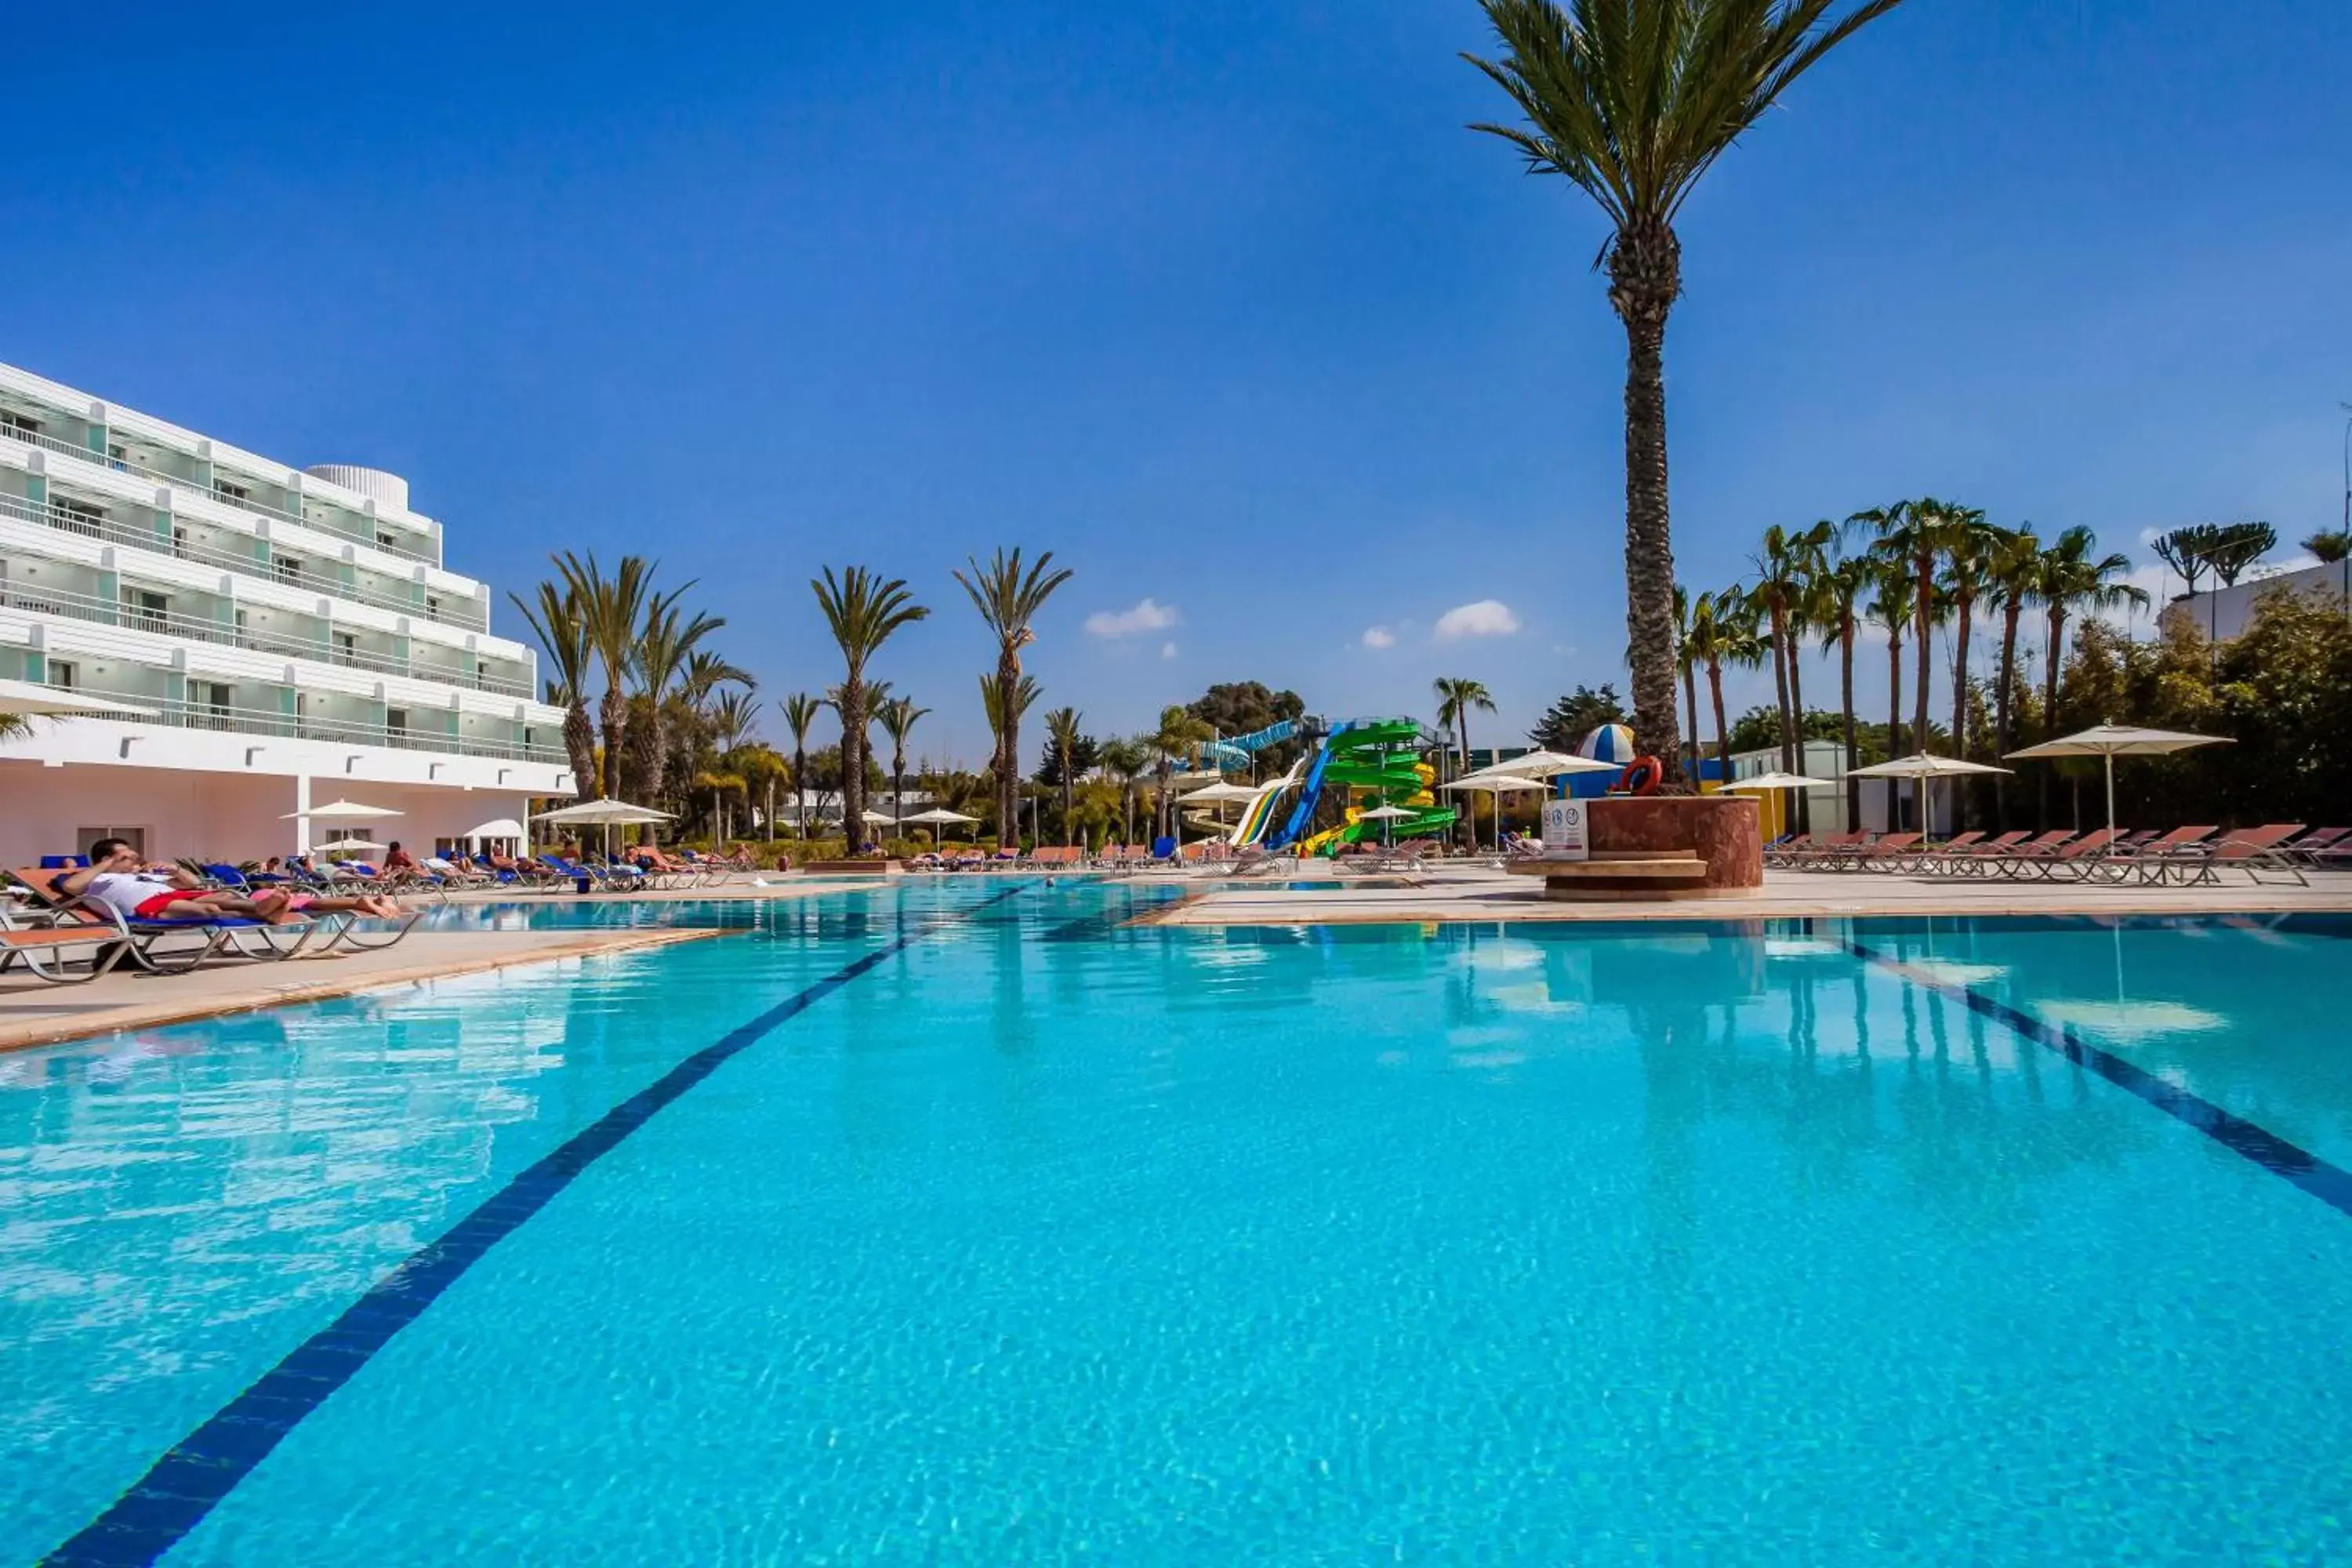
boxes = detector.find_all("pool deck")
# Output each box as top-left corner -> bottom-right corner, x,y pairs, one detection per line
1138,866 -> 2352,927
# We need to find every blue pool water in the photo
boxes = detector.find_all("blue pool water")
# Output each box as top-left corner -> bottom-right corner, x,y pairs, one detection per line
5,885 -> 2352,1563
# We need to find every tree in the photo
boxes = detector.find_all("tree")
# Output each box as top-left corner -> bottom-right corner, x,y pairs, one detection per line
1815,548 -> 1871,826
1042,706 -> 1087,845
1864,558 -> 1916,826
1098,737 -> 1149,845
1147,705 -> 1213,842
2031,526 -> 2147,824
2302,528 -> 2352,564
553,552 -> 656,799
1751,520 -> 1835,802
2199,521 -> 2277,587
1683,588 -> 1754,777
811,567 -> 927,852
1529,684 -> 1627,752
1465,0 -> 1903,772
509,578 -> 599,797
979,672 -> 1041,839
874,695 -> 931,837
1185,681 -> 1308,771
1729,705 -> 1845,754
1671,584 -> 1700,768
1985,526 -> 2042,829
1937,508 -> 1998,762
2151,528 -> 2215,599
731,743 -> 789,844
778,692 -> 822,837
1432,677 -> 1498,771
630,586 -> 725,839
953,548 -> 1075,847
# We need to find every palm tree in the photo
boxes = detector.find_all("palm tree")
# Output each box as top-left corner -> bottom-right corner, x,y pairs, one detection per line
1816,549 -> 1872,826
811,567 -> 928,853
679,648 -> 753,711
1985,526 -> 2042,829
1751,521 -> 1834,783
1938,507 -> 1998,764
1684,587 -> 1751,777
1432,677 -> 1498,846
1044,705 -> 1085,845
1856,498 -> 1955,760
2031,528 -> 2148,822
778,691 -> 822,839
553,552 -> 656,799
731,742 -> 789,844
953,548 -> 1075,847
979,672 -> 1042,841
629,586 -> 724,837
509,579 -> 598,796
1671,583 -> 1700,773
1466,0 -> 1903,771
1147,706 -> 1213,843
875,694 -> 931,835
1864,559 -> 1917,827
1098,737 -> 1149,844
699,691 -> 760,845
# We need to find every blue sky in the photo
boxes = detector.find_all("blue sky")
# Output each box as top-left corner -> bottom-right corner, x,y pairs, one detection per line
5,1 -> 2347,768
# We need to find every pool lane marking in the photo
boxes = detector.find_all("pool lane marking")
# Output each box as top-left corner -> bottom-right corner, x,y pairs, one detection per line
40,884 -> 1028,1568
1839,938 -> 2352,1221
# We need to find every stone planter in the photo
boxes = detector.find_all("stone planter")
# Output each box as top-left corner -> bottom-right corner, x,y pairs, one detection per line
1506,794 -> 1762,901
800,858 -> 903,876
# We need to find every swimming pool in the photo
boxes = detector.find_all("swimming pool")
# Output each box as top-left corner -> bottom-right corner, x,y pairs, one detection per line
5,884 -> 2350,1563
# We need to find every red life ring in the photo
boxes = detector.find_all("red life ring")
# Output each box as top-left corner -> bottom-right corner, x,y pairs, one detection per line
1617,756 -> 1664,796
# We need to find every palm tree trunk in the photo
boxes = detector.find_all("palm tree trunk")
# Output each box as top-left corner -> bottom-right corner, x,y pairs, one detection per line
1839,621 -> 1858,831
598,688 -> 626,799
1706,659 -> 1731,777
1887,633 -> 1906,830
993,651 -> 1021,844
1457,713 -> 1474,847
1786,627 -> 1810,833
1950,598 -> 1973,761
1681,659 -> 1700,781
765,776 -> 775,843
564,703 -> 597,800
2039,608 -> 2065,829
840,679 -> 866,849
1062,774 -> 1073,846
1913,551 -> 1934,757
1994,601 -> 2022,832
1610,230 -> 1684,775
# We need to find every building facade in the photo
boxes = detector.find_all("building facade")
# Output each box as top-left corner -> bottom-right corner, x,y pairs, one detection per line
2160,559 -> 2351,645
0,361 -> 576,865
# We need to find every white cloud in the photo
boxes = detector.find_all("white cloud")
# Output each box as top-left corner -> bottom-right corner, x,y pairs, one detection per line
1160,641 -> 1178,660
1360,626 -> 1396,650
1084,597 -> 1181,638
1434,599 -> 1520,641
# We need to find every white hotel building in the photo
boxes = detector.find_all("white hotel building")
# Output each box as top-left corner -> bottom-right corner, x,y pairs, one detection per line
0,361 -> 577,866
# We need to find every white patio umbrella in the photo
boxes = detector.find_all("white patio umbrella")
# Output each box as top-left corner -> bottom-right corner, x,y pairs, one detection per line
1179,780 -> 1261,804
1846,754 -> 2011,837
531,798 -> 676,857
2005,724 -> 2232,836
1722,771 -> 1820,793
0,678 -> 157,717
281,799 -> 403,821
1461,750 -> 1621,781
1439,771 -> 1548,851
315,837 -> 384,855
906,806 -> 978,843
1357,802 -> 1415,848
460,818 -> 525,840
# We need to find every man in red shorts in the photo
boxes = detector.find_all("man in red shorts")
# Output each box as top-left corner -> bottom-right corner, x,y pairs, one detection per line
57,840 -> 401,924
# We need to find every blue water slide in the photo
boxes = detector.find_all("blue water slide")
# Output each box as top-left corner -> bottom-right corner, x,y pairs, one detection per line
1268,724 -> 1346,850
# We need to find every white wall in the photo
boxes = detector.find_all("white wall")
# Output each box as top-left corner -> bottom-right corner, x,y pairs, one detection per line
2165,561 -> 2352,644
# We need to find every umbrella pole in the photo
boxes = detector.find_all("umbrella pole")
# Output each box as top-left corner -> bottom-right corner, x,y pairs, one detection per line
2104,753 -> 2118,837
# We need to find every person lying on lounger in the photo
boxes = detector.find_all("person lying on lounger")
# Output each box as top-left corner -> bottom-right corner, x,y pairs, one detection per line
58,839 -> 402,924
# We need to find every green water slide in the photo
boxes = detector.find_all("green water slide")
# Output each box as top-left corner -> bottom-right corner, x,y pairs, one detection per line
1290,718 -> 1458,855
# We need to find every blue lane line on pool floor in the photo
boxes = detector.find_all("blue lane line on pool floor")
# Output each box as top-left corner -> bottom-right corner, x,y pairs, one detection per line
42,885 -> 1026,1568
1839,938 -> 2352,1221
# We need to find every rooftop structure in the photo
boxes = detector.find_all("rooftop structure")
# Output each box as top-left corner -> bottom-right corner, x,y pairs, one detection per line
0,360 -> 576,863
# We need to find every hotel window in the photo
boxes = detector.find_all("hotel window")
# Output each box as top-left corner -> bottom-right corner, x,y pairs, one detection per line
0,411 -> 39,441
55,499 -> 105,538
128,590 -> 169,634
197,682 -> 231,723
49,659 -> 77,690
334,631 -> 358,665
274,555 -> 302,584
213,478 -> 249,504
171,525 -> 191,559
387,707 -> 409,740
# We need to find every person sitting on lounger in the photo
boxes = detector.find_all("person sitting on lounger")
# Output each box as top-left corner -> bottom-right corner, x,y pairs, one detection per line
59,840 -> 401,924
382,841 -> 420,875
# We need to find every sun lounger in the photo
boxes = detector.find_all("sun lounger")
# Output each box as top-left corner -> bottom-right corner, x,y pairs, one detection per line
2,866 -> 368,972
1940,829 -> 2071,877
0,911 -> 136,985
2278,826 -> 2350,866
1990,826 -> 2125,879
2161,824 -> 2310,887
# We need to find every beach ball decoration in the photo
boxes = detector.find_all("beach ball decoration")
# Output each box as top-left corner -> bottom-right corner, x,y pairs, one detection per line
1578,723 -> 1637,764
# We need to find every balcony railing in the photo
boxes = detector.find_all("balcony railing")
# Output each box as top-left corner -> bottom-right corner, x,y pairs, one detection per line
152,697 -> 566,764
0,488 -> 486,630
0,581 -> 532,695
0,420 -> 108,468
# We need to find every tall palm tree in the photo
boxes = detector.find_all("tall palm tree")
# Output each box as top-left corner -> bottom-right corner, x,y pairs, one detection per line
1148,706 -> 1213,843
1938,507 -> 1998,763
1751,520 -> 1835,785
553,551 -> 656,799
979,672 -> 1042,841
699,691 -> 760,844
1684,586 -> 1751,778
1432,676 -> 1498,846
1044,705 -> 1085,845
953,548 -> 1076,846
1466,0 -> 1904,771
679,648 -> 753,711
1855,498 -> 1951,759
1816,549 -> 1872,826
1985,526 -> 2042,829
1098,737 -> 1149,845
1864,558 -> 1917,827
778,691 -> 822,839
731,742 -> 789,844
811,567 -> 928,852
1671,583 -> 1700,772
629,586 -> 724,838
509,579 -> 598,797
2031,528 -> 2148,822
875,694 -> 931,835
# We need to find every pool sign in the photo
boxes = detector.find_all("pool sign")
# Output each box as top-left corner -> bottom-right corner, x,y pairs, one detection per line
1540,797 -> 1588,861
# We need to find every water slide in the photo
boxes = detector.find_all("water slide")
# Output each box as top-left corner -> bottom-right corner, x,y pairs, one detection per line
1267,719 -> 1457,855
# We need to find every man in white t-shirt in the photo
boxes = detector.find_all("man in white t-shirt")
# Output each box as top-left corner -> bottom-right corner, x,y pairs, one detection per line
54,840 -> 400,924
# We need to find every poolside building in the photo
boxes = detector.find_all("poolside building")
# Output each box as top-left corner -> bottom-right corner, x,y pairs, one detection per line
0,360 -> 576,865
